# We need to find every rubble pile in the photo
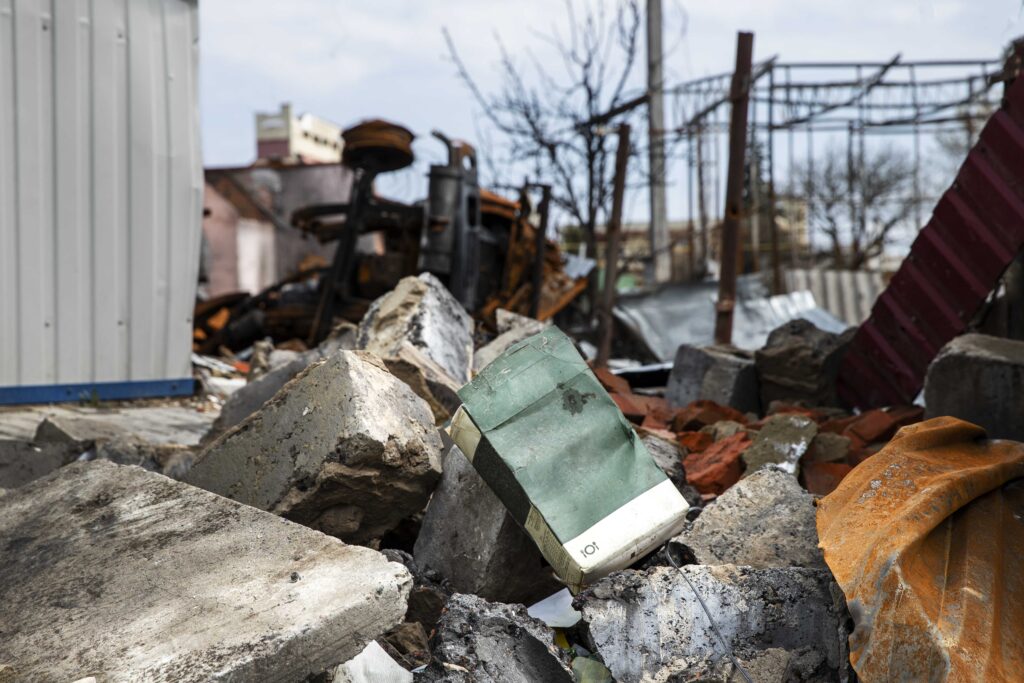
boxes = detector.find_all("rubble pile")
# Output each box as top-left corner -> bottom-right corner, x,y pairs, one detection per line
3,272 -> 1015,682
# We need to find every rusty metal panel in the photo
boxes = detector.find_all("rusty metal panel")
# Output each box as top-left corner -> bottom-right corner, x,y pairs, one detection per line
838,75 -> 1024,408
0,0 -> 201,400
817,417 -> 1024,680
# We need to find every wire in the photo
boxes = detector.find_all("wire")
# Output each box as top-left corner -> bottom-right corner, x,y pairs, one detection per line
663,546 -> 754,683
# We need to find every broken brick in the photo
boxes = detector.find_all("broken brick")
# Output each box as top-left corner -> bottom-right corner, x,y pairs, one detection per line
611,393 -> 645,423
678,431 -> 713,454
671,400 -> 748,432
801,461 -> 853,496
593,367 -> 632,396
683,432 -> 751,495
641,414 -> 670,432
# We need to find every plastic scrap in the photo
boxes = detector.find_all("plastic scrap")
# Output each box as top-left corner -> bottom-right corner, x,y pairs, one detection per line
817,417 -> 1024,681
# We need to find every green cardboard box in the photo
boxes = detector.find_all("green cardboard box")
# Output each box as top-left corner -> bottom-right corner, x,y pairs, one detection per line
448,326 -> 689,592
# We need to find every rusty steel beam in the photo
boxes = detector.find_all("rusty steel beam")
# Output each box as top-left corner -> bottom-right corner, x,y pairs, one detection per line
714,32 -> 754,346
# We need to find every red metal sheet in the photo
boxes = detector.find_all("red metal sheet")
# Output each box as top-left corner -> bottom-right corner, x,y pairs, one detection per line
839,75 -> 1024,408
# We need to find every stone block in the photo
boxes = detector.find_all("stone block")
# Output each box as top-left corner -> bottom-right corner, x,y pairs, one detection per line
755,319 -> 853,408
382,342 -> 462,423
672,468 -> 825,569
186,350 -> 442,544
0,460 -> 411,682
413,447 -> 561,605
0,440 -> 79,489
667,345 -> 760,413
357,272 -> 474,384
742,414 -> 818,477
473,314 -> 549,373
422,593 -> 573,683
579,565 -> 850,683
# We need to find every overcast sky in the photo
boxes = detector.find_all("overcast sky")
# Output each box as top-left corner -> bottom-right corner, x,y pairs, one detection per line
200,0 -> 1024,223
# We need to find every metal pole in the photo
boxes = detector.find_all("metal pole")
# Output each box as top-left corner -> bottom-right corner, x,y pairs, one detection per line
749,93 -> 761,273
910,64 -> 922,231
767,65 -> 783,294
714,32 -> 754,346
696,123 -> 709,275
530,185 -> 551,318
646,0 -> 670,284
597,124 -> 631,367
686,128 -> 696,280
846,121 -> 857,269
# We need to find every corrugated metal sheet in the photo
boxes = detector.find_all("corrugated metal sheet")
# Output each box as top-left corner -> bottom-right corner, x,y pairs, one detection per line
817,417 -> 1024,680
784,268 -> 884,326
0,0 -> 202,397
614,275 -> 848,361
838,72 -> 1024,408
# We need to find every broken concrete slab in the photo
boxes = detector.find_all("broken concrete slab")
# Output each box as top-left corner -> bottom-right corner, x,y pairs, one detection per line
755,319 -> 853,408
92,437 -> 195,479
742,414 -> 818,477
413,446 -> 562,605
0,460 -> 411,682
0,404 -> 216,446
579,565 -> 850,683
186,350 -> 442,544
924,333 -> 1024,441
699,419 -> 748,442
382,342 -> 462,423
357,272 -> 474,384
205,351 -> 315,441
379,549 -> 450,632
0,440 -> 80,489
666,345 -> 760,414
640,432 -> 685,486
473,316 -> 549,372
34,414 -> 133,445
424,593 -> 573,683
496,308 -> 545,334
806,431 -> 851,463
639,433 -> 702,508
672,468 -> 825,569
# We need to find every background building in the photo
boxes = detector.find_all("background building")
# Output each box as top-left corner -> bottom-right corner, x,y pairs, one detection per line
255,103 -> 344,163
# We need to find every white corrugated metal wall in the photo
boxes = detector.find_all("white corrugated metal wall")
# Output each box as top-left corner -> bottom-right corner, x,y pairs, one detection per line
783,268 -> 885,326
0,0 -> 201,396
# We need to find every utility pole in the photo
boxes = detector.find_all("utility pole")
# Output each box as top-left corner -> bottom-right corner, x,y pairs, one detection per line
597,124 -> 631,368
646,0 -> 670,284
696,124 -> 709,276
714,31 -> 754,346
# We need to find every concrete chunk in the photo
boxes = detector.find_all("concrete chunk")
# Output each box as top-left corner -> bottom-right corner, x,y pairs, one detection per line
473,315 -> 549,372
755,319 -> 852,408
357,272 -> 474,384
580,565 -> 850,683
382,342 -> 462,423
672,469 -> 825,569
924,333 -> 1024,440
0,461 -> 411,682
186,350 -> 443,544
742,414 -> 818,477
423,593 -> 573,683
206,352 -> 314,440
0,440 -> 80,489
413,446 -> 562,605
666,345 -> 760,413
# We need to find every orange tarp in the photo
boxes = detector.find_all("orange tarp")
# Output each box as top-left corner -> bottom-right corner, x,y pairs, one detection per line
817,417 -> 1024,681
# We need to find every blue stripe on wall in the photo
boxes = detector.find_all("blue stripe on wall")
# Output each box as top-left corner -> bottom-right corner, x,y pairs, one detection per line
0,379 -> 195,405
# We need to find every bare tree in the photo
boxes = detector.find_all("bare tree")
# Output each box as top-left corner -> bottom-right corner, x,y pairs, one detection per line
443,0 -> 643,277
796,145 -> 915,270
